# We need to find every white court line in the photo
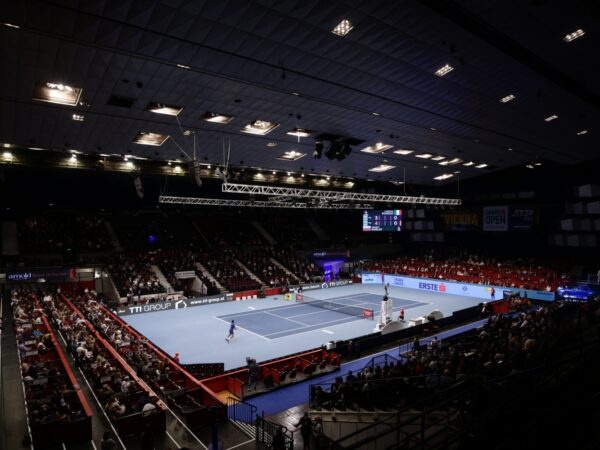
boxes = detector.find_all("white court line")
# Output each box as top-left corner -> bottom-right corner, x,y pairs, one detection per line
264,315 -> 363,339
213,311 -> 271,341
166,431 -> 180,448
226,438 -> 256,450
322,329 -> 334,334
263,310 -> 307,326
91,440 -> 98,450
247,306 -> 256,310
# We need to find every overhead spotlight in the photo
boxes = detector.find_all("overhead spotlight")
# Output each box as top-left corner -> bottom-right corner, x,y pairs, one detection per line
189,159 -> 203,187
133,176 -> 144,199
313,139 -> 323,159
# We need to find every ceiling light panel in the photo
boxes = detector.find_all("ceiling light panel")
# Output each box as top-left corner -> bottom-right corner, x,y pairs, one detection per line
33,82 -> 82,106
132,132 -> 169,146
431,155 -> 446,161
434,174 -> 454,180
146,102 -> 183,116
332,19 -> 353,36
393,149 -> 414,155
72,114 -> 85,122
434,64 -> 453,77
277,151 -> 306,161
563,29 -> 585,42
500,94 -> 516,103
475,163 -> 488,169
544,114 -> 558,122
415,153 -> 433,159
439,158 -> 463,166
286,128 -> 313,138
360,142 -> 392,154
368,164 -> 395,172
463,161 -> 475,166
202,112 -> 234,124
241,120 -> 279,135
576,130 -> 588,135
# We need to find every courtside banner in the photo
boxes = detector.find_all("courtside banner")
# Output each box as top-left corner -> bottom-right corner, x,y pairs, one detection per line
361,273 -> 383,284
382,274 -> 554,301
115,293 -> 233,316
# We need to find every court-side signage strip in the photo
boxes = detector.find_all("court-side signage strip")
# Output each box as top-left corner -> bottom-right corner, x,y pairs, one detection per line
360,272 -> 554,302
115,293 -> 234,316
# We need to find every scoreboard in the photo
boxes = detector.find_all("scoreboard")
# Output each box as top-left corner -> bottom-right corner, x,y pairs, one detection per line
362,209 -> 403,232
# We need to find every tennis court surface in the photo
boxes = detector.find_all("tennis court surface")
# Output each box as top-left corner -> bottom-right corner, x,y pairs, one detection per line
216,293 -> 428,339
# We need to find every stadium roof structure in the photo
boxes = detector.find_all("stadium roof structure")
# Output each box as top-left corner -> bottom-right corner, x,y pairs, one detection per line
1,0 -> 598,187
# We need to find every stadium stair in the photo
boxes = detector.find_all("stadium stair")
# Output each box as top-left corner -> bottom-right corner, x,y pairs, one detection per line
251,221 -> 277,245
104,220 -> 122,252
234,259 -> 265,285
270,257 -> 301,282
195,262 -> 226,292
151,264 -> 173,292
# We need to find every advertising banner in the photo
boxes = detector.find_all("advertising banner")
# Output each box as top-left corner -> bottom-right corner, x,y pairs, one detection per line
361,273 -> 383,284
115,293 -> 233,316
6,268 -> 77,282
483,206 -> 509,231
440,210 -> 480,231
509,207 -> 536,231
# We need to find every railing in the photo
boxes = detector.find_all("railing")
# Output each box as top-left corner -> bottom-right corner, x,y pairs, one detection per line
256,415 -> 294,450
227,397 -> 256,424
362,353 -> 400,371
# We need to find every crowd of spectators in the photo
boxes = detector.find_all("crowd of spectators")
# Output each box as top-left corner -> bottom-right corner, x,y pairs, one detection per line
41,292 -> 161,422
106,252 -> 166,298
272,248 -> 322,283
199,249 -> 262,292
154,248 -> 219,296
19,213 -> 112,254
361,252 -> 560,291
10,290 -> 88,430
312,301 -> 563,412
233,248 -> 295,288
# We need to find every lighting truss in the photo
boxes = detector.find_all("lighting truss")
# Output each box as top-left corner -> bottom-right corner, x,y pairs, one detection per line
159,196 -> 373,209
221,183 -> 461,205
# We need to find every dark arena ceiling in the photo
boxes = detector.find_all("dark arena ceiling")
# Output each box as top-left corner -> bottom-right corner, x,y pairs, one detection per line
0,0 -> 598,187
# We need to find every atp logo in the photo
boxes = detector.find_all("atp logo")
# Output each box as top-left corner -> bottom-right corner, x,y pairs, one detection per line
174,300 -> 187,309
439,283 -> 447,293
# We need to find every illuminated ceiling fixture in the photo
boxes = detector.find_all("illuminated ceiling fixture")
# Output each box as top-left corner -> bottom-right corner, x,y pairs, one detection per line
3,151 -> 13,160
132,132 -> 169,146
439,158 -> 463,166
544,114 -> 558,122
202,112 -> 234,124
332,19 -> 353,36
267,141 -> 278,147
415,153 -> 433,159
394,149 -> 413,155
372,112 -> 380,116
368,164 -> 395,172
241,120 -> 279,135
526,164 -> 535,169
3,23 -> 20,29
286,128 -> 312,138
577,129 -> 588,135
33,82 -> 82,106
72,114 -> 85,122
434,64 -> 453,77
176,63 -> 190,69
277,150 -> 306,161
475,163 -> 488,169
360,142 -> 392,154
434,174 -> 454,180
463,161 -> 475,166
431,155 -> 446,161
146,102 -> 183,116
500,94 -> 516,103
563,28 -> 585,42
70,153 -> 77,161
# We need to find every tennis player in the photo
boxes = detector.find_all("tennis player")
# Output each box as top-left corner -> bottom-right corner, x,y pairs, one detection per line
226,320 -> 236,343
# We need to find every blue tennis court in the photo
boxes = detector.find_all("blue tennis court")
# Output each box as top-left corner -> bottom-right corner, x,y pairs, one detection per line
216,293 -> 428,339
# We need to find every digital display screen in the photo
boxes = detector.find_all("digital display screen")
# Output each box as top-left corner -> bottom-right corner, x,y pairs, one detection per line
362,210 -> 403,232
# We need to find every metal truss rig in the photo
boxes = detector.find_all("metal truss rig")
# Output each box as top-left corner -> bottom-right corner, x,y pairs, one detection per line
159,196 -> 373,209
221,183 -> 462,205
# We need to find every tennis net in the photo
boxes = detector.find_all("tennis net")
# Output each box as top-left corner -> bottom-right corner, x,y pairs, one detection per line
296,293 -> 374,319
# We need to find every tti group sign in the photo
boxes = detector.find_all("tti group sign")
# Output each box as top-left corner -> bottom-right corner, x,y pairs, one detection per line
116,294 -> 231,316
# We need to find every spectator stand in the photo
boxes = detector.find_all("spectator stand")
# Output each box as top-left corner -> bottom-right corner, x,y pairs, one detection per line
81,297 -> 227,427
11,290 -> 93,447
52,294 -> 166,438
